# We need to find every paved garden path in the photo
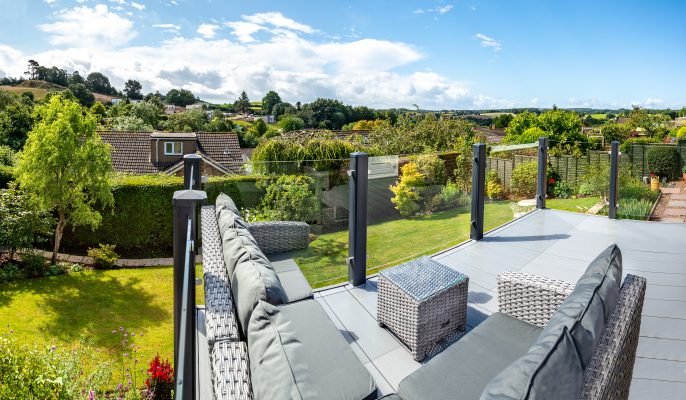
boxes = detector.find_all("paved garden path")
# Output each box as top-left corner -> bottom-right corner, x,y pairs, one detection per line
34,249 -> 173,267
655,183 -> 686,223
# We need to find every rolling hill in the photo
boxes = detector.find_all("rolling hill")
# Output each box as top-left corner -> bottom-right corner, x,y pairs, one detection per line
0,80 -> 116,103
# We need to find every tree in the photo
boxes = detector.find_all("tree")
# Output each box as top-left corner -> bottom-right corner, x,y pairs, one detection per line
301,98 -> 352,129
90,102 -> 107,120
163,109 -> 207,132
249,119 -> 268,137
69,71 -> 85,85
86,72 -> 116,95
278,116 -> 305,132
261,91 -> 281,115
123,79 -> 143,100
67,83 -> 95,107
131,101 -> 163,127
165,89 -> 196,106
0,183 -> 54,260
272,102 -> 295,120
234,91 -> 251,114
16,95 -> 114,264
25,60 -> 40,80
0,91 -> 34,150
110,116 -> 154,131
205,111 -> 235,132
36,66 -> 69,87
601,122 -> 631,143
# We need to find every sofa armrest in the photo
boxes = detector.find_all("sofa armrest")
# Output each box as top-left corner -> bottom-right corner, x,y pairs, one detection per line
497,271 -> 575,327
247,221 -> 309,255
211,340 -> 253,400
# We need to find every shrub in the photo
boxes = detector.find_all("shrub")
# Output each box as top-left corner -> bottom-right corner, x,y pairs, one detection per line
21,250 -> 47,278
645,146 -> 680,179
250,175 -> 318,222
677,127 -> 686,140
87,243 -> 119,269
0,333 -> 109,399
0,145 -> 15,166
0,183 -> 55,259
619,137 -> 660,153
146,355 -> 174,400
412,154 -> 445,185
0,263 -> 23,282
510,161 -> 538,198
551,181 -> 574,199
486,170 -> 504,199
439,181 -> 467,209
390,162 -> 424,216
579,162 -> 610,201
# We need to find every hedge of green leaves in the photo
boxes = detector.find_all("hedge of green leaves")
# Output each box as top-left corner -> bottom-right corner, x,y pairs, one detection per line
646,146 -> 681,179
61,174 -> 264,257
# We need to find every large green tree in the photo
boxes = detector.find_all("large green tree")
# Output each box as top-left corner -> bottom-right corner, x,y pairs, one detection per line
234,91 -> 251,114
86,72 -> 117,95
261,91 -> 281,115
165,88 -> 196,106
16,95 -> 114,264
0,90 -> 34,150
67,83 -> 95,107
123,79 -> 143,100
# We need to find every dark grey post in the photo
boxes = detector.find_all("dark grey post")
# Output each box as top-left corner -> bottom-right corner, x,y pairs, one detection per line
172,189 -> 206,400
470,144 -> 486,241
609,141 -> 619,219
348,152 -> 368,286
536,137 -> 548,209
183,154 -> 202,190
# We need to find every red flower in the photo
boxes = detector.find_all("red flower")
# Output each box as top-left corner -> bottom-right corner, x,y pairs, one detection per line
549,178 -> 555,184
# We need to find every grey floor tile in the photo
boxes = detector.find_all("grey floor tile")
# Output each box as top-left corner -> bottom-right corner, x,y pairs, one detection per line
640,316 -> 686,341
625,270 -> 686,287
363,362 -> 395,396
622,249 -> 686,264
637,337 -> 686,362
315,297 -> 370,363
323,291 -> 401,360
520,261 -> 583,283
642,299 -> 686,320
624,260 -> 686,275
435,258 -> 498,289
467,282 -> 499,312
645,285 -> 686,302
371,346 -> 422,389
632,357 -> 686,382
349,282 -> 379,317
466,303 -> 493,328
628,378 -> 686,400
315,284 -> 349,298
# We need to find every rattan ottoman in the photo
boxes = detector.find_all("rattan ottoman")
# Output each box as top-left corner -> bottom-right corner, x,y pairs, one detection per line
377,256 -> 469,361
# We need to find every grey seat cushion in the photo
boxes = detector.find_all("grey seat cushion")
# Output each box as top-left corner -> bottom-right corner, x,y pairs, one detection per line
397,312 -> 541,400
270,256 -> 314,302
248,300 -> 377,400
480,244 -> 623,400
215,192 -> 241,217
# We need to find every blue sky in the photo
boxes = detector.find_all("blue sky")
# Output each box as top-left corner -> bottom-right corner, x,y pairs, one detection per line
0,0 -> 684,109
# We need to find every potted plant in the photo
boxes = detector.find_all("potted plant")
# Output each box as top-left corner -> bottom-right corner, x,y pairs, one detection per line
650,173 -> 660,191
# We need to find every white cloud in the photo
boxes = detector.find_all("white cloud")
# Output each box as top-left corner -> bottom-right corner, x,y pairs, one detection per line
130,2 -> 145,11
476,33 -> 502,52
414,4 -> 453,15
413,9 -> 424,14
6,12 -> 516,109
197,23 -> 219,39
43,0 -> 57,4
436,5 -> 453,14
39,4 -> 136,48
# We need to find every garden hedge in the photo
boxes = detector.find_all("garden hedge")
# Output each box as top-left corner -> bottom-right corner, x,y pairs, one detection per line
645,146 -> 681,180
60,174 -> 265,257
0,166 -> 14,189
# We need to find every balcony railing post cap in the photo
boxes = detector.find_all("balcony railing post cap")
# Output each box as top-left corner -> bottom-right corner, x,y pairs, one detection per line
350,151 -> 368,158
172,189 -> 207,205
184,154 -> 202,161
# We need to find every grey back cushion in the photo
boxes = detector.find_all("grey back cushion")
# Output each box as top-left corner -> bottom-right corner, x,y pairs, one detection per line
481,244 -> 623,400
215,193 -> 241,218
216,208 -> 287,336
248,300 -> 376,400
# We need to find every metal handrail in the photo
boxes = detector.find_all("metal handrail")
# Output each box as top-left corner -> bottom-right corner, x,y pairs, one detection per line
175,216 -> 193,399
188,165 -> 194,190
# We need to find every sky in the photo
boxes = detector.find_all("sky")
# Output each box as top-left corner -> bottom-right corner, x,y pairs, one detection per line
0,0 -> 684,110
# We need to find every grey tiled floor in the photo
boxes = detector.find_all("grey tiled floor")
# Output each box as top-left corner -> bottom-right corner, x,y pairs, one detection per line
315,209 -> 686,399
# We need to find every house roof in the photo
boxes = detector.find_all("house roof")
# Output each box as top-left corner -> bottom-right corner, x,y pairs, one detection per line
99,131 -> 243,175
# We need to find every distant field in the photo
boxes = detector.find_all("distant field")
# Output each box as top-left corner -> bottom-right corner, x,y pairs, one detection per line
590,113 -> 608,119
1,80 -> 115,103
481,112 -> 514,117
0,85 -> 56,101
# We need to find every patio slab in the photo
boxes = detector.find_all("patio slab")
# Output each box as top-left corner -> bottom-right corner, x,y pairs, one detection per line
314,209 -> 686,399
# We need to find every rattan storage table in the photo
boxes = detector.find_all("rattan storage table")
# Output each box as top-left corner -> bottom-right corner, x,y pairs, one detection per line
377,256 -> 469,361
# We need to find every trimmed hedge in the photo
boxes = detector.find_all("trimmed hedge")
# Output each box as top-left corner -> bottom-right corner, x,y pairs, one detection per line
60,174 -> 265,257
0,166 -> 14,189
646,146 -> 681,179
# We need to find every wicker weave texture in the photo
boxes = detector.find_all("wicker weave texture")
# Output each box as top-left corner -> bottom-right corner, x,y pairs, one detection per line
580,274 -> 646,400
378,264 -> 469,361
497,271 -> 575,327
211,340 -> 253,400
247,221 -> 309,255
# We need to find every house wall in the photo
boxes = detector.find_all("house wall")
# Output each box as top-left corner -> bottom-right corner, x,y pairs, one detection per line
151,139 -> 197,164
171,162 -> 228,177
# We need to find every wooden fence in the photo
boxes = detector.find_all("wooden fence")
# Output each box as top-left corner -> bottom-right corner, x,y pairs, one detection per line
486,142 -> 686,188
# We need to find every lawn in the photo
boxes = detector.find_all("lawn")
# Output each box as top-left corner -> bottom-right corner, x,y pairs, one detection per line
547,196 -> 600,213
0,264 -> 203,389
294,201 -> 515,287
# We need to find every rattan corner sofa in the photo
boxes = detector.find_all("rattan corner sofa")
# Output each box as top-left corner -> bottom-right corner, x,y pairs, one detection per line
382,244 -> 646,400
201,193 -> 377,400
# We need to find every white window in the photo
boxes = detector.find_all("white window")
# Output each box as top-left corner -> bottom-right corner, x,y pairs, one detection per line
164,142 -> 182,155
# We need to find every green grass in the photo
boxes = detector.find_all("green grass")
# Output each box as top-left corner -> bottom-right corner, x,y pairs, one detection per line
590,113 -> 608,120
546,196 -> 600,213
295,201 -> 514,288
0,264 -> 203,388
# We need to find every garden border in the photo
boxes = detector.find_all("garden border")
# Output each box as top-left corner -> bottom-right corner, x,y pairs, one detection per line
31,250 -> 173,267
